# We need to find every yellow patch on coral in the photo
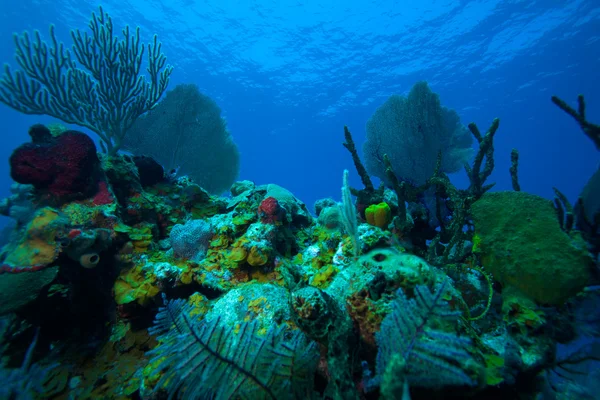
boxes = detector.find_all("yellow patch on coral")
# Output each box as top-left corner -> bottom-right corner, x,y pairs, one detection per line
179,266 -> 193,285
114,223 -> 154,253
203,263 -> 220,272
29,207 -> 61,233
210,235 -> 229,249
61,203 -> 97,226
148,251 -> 169,263
187,293 -> 210,318
311,265 -> 338,288
129,226 -> 154,252
232,213 -> 255,227
4,207 -> 64,267
190,203 -> 220,219
114,266 -> 159,306
314,228 -> 332,243
228,246 -> 248,263
114,280 -> 136,305
113,223 -> 132,233
248,297 -> 267,312
247,246 -> 269,267
6,236 -> 59,267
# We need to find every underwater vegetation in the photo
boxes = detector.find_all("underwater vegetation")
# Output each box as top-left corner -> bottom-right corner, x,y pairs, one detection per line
0,5 -> 598,400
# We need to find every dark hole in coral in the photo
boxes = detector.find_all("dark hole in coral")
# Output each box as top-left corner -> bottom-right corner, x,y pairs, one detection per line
163,280 -> 223,301
89,254 -> 100,264
195,285 -> 224,300
372,252 -> 387,262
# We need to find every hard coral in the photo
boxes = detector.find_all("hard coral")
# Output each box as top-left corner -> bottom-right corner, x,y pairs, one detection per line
10,125 -> 100,201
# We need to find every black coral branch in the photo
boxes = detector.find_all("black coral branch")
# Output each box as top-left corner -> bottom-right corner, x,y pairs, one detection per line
147,296 -> 319,400
375,279 -> 477,389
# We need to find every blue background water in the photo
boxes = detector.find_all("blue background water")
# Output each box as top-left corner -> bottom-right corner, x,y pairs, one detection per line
0,0 -> 598,217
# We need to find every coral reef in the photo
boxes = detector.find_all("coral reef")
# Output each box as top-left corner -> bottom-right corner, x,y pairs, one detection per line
0,89 -> 596,400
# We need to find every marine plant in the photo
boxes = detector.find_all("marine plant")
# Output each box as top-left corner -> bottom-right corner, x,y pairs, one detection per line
0,6 -> 172,155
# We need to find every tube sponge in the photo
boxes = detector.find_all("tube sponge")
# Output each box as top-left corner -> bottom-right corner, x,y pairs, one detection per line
80,253 -> 100,269
365,202 -> 391,229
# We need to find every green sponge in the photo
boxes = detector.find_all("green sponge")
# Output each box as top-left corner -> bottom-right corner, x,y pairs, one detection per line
471,191 -> 593,305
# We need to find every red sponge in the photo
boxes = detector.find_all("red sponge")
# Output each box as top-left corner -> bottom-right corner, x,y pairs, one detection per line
10,125 -> 100,199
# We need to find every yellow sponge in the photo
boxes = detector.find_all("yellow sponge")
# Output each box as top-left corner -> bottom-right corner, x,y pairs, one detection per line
365,202 -> 391,229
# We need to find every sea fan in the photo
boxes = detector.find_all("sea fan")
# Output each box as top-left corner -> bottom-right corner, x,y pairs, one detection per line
375,279 -> 476,389
147,296 -> 319,400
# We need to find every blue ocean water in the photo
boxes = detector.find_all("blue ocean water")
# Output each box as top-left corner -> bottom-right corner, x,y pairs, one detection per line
0,0 -> 598,210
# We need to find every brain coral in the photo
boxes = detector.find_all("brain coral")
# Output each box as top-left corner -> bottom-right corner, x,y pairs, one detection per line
471,191 -> 593,305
